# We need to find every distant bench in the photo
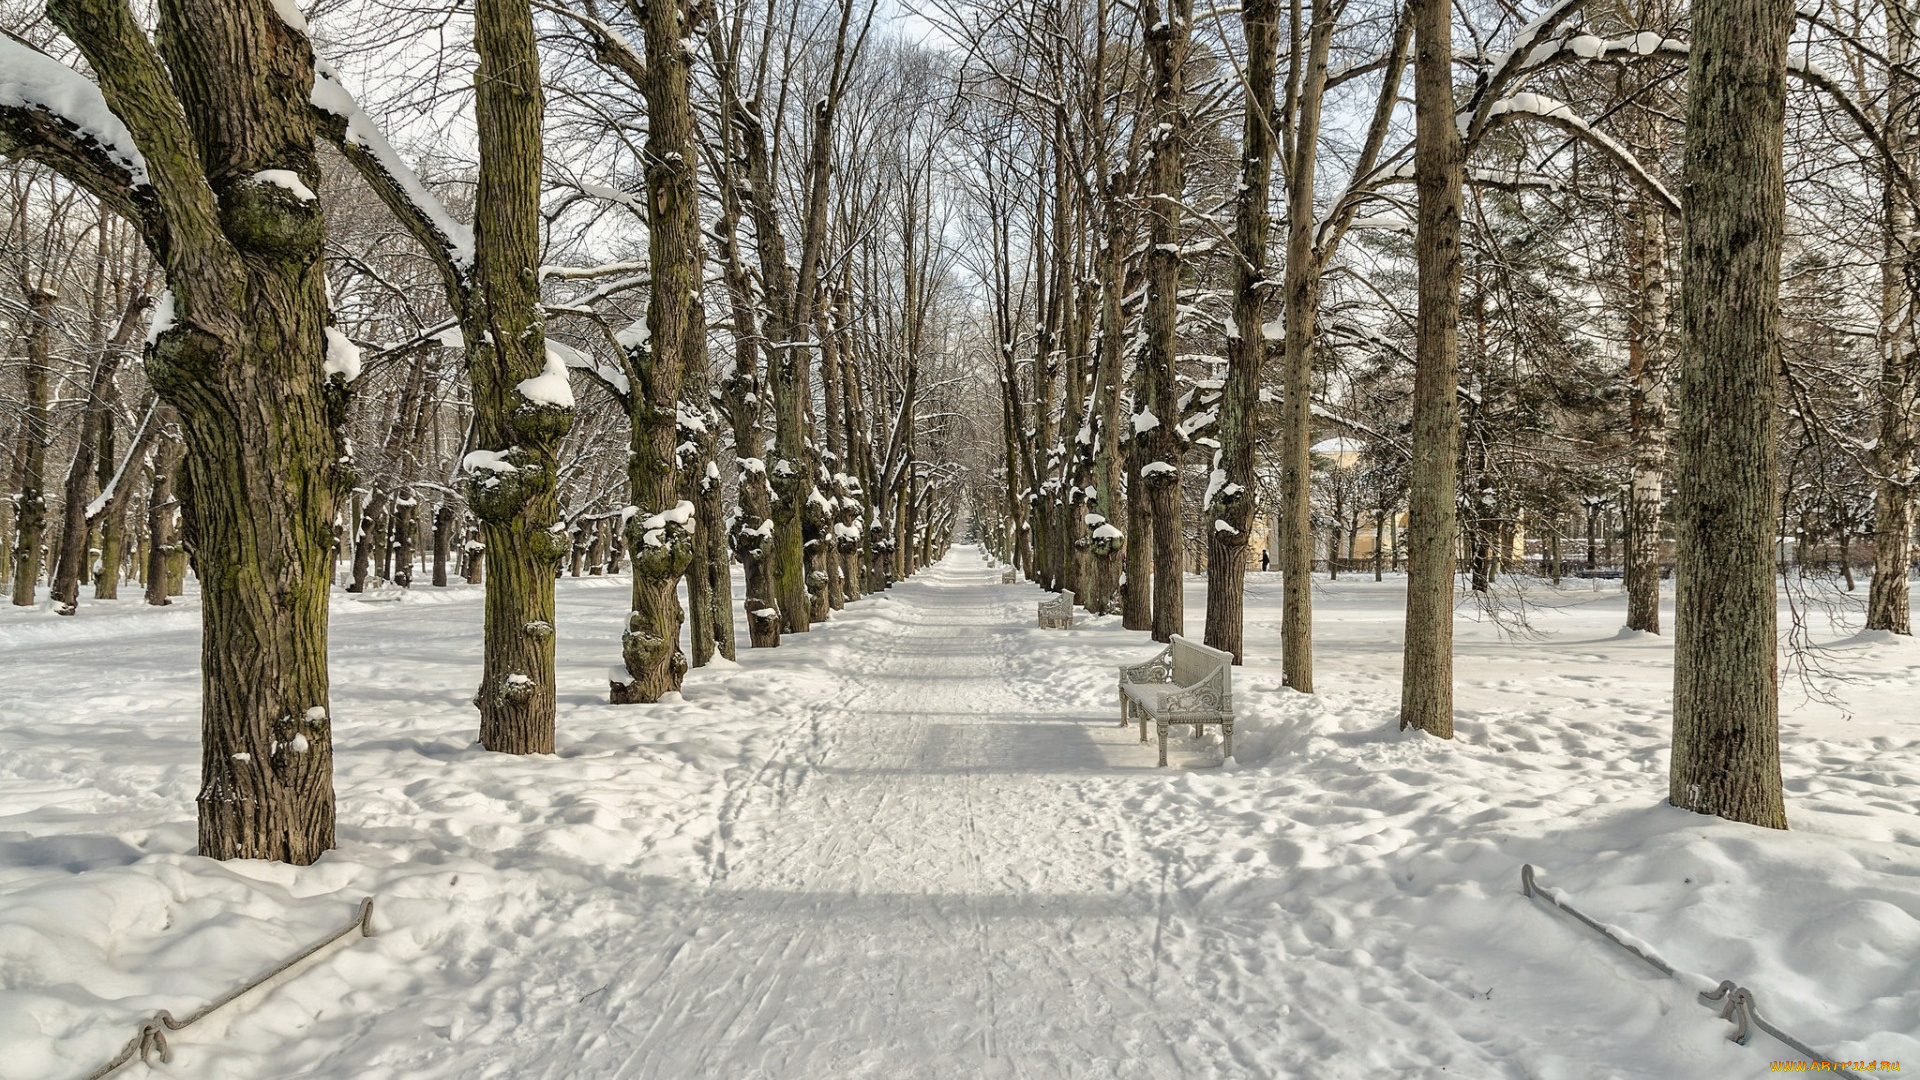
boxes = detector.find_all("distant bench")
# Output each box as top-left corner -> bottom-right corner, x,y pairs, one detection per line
1039,589 -> 1074,629
1118,635 -> 1234,766
1001,567 -> 1015,584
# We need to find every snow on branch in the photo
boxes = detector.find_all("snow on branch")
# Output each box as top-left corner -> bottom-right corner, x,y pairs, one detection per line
1473,0 -> 1592,96
533,1 -> 648,86
0,33 -> 152,213
540,260 -> 649,282
1479,92 -> 1680,213
545,337 -> 630,399
84,398 -> 157,519
311,60 -> 475,282
518,341 -> 576,409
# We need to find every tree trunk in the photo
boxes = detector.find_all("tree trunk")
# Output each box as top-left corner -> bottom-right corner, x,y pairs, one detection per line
1373,513 -> 1386,581
91,401 -> 161,601
466,0 -> 570,751
391,489 -> 417,587
432,502 -> 454,586
10,287 -> 55,608
466,528 -> 487,584
1869,0 -> 1920,633
1669,0 -> 1791,829
1399,0 -> 1464,738
351,489 -> 389,591
1626,203 -> 1672,632
682,324 -> 733,664
718,190 -> 781,649
1276,4 -> 1336,686
1140,0 -> 1190,643
1084,197 -> 1127,614
53,298 -> 142,612
144,436 -> 180,607
1203,0 -> 1278,664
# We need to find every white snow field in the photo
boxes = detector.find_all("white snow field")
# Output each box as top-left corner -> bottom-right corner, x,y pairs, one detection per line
2,557 -> 1917,1079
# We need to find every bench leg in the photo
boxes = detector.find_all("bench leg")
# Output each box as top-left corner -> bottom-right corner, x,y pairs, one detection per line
1118,692 -> 1129,728
1139,710 -> 1148,744
1194,722 -> 1205,739
1222,722 -> 1233,762
1157,721 -> 1169,767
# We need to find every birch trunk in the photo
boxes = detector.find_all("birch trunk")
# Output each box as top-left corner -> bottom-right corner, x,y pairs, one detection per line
1626,205 -> 1672,633
1869,0 -> 1920,634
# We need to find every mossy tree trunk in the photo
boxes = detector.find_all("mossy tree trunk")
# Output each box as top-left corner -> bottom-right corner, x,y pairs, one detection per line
1669,0 -> 1791,829
466,0 -> 571,750
0,0 -> 356,861
610,0 -> 705,702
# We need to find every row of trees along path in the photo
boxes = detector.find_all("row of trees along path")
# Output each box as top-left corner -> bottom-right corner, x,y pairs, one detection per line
1,0 -> 1904,860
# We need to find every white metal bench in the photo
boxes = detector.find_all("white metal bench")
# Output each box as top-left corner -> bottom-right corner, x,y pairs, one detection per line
1001,567 -> 1015,584
1038,589 -> 1074,629
1118,635 -> 1234,766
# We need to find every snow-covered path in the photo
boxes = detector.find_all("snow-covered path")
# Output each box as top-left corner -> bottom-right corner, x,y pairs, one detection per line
444,560 -> 1906,1079
4,555 -> 1917,1079
537,568 -> 1222,1079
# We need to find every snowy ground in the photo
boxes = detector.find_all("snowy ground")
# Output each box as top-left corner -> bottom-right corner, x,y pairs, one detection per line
1,558 -> 1916,1078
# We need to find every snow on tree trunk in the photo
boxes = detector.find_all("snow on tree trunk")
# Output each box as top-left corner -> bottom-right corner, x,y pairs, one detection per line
431,503 -> 453,587
0,0 -> 359,860
611,0 -> 705,701
1139,0 -> 1190,644
1204,0 -> 1279,665
467,0 -> 570,750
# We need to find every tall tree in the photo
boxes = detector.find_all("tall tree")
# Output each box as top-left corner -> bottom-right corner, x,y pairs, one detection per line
51,275 -> 148,613
1273,0 -> 1338,685
1869,0 -> 1920,635
1,0 -> 350,861
1203,0 -> 1279,663
612,0 -> 705,703
1669,0 -> 1792,828
1137,0 -> 1190,643
1400,0 -> 1464,738
463,0 -> 571,749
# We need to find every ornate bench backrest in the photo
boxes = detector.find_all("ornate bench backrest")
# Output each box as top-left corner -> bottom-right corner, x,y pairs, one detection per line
1169,635 -> 1233,704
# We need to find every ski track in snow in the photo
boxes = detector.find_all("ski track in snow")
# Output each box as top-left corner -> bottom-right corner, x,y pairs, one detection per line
1,557 -> 1917,1078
